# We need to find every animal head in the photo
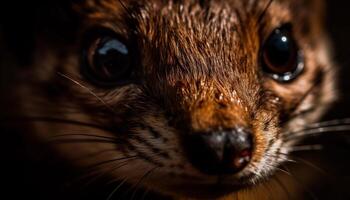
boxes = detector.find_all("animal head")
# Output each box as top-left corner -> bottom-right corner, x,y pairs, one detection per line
10,0 -> 336,198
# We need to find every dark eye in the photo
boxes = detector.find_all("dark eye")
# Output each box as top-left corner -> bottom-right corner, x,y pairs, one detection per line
261,24 -> 304,82
82,31 -> 133,87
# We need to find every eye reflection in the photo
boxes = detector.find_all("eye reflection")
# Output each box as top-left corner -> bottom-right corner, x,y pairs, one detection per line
261,24 -> 304,82
82,32 -> 133,87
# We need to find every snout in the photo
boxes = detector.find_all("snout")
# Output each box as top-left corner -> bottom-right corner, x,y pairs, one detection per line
184,127 -> 253,175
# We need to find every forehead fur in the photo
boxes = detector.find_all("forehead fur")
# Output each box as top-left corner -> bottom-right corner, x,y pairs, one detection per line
6,1 -> 335,198
72,0 -> 323,80
68,0 -> 325,131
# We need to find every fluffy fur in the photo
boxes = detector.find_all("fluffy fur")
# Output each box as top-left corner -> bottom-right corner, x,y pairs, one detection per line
4,0 -> 337,199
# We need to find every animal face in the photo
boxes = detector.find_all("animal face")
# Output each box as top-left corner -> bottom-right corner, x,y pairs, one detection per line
14,0 -> 336,198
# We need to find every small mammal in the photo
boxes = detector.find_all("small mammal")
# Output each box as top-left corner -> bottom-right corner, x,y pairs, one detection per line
2,0 -> 338,199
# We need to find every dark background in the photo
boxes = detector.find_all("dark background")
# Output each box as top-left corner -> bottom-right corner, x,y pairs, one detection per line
314,1 -> 350,199
0,0 -> 350,199
328,0 -> 350,107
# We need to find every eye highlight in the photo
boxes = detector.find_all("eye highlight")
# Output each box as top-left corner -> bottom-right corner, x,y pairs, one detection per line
261,24 -> 304,82
82,30 -> 133,87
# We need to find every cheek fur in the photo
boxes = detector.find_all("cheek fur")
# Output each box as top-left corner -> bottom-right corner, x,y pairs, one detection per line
6,0 -> 337,198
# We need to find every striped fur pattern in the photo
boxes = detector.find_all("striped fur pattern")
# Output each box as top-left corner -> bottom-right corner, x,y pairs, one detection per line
9,0 -> 337,199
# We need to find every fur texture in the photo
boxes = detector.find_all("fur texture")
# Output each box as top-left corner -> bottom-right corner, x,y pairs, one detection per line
4,0 -> 337,199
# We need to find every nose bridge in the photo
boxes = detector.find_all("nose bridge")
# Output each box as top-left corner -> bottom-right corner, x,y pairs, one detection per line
186,85 -> 250,132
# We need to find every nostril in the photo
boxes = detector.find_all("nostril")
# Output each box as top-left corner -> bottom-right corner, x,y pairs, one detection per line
184,128 -> 253,175
234,149 -> 252,169
222,129 -> 253,173
222,141 -> 252,174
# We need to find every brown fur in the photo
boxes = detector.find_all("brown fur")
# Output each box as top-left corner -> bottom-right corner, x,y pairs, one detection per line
5,0 -> 337,199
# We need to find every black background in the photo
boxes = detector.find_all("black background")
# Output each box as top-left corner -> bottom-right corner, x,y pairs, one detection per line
328,0 -> 350,109
0,0 -> 350,199
313,1 -> 350,199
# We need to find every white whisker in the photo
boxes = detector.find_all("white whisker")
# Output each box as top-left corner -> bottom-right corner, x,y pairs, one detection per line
57,72 -> 116,114
305,118 -> 350,129
286,125 -> 350,141
287,145 -> 323,152
107,178 -> 128,200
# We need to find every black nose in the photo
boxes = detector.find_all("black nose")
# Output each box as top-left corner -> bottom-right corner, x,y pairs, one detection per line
185,128 -> 253,175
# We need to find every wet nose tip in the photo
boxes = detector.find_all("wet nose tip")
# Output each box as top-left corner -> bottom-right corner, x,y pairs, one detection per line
185,128 -> 253,175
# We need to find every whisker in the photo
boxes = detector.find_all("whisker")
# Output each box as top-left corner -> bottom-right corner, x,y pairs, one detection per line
130,167 -> 158,200
106,177 -> 128,200
116,0 -> 134,20
249,163 -> 270,182
276,167 -> 292,176
68,148 -> 119,164
305,118 -> 350,128
49,134 -> 120,142
1,116 -> 110,132
285,125 -> 350,141
283,67 -> 335,124
266,70 -> 330,129
140,188 -> 151,200
84,159 -> 136,190
86,156 -> 139,170
287,145 -> 323,152
71,156 -> 139,190
289,155 -> 335,180
75,150 -> 164,194
285,118 -> 350,138
57,72 -> 117,114
264,152 -> 295,163
257,0 -> 274,23
48,138 -> 121,145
